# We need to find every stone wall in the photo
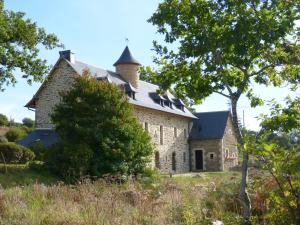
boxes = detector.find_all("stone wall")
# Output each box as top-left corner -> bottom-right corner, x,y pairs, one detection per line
134,105 -> 191,173
35,60 -> 76,128
222,116 -> 239,169
189,139 -> 223,171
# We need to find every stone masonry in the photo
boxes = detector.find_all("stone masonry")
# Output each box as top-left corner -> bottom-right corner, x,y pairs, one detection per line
35,60 -> 76,128
134,105 -> 191,173
223,116 -> 239,169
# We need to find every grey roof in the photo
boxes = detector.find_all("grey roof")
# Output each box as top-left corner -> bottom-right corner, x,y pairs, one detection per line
189,111 -> 230,140
113,46 -> 141,66
68,60 -> 196,119
17,129 -> 60,147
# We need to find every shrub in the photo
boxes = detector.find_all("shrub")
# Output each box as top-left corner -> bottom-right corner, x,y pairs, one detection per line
46,72 -> 153,181
0,142 -> 35,163
29,141 -> 47,161
5,127 -> 26,142
45,143 -> 93,181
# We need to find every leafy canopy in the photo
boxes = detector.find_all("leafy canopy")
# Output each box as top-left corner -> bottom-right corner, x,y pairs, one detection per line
244,98 -> 300,224
145,0 -> 300,105
0,0 -> 63,91
47,72 -> 153,180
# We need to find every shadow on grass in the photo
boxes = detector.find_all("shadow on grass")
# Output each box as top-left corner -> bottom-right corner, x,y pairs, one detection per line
0,163 -> 59,188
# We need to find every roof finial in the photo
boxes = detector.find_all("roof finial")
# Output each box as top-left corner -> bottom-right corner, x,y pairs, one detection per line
125,38 -> 129,46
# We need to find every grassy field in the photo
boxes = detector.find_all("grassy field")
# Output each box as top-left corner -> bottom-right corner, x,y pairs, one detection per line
0,163 -> 58,188
0,164 -> 245,225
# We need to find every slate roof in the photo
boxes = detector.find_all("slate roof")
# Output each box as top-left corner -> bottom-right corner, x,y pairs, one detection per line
189,111 -> 231,140
17,129 -> 60,147
113,46 -> 140,66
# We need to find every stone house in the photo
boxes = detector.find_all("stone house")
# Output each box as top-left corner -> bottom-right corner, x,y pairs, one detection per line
19,46 -> 238,173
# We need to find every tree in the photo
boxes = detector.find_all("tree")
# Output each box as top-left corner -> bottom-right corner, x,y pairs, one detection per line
5,126 -> 26,142
146,1 -> 300,224
0,0 -> 63,91
47,71 -> 153,181
245,97 -> 300,224
0,113 -> 8,126
22,117 -> 35,128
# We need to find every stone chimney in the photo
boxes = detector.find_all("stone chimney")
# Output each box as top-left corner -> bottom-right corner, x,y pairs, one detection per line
113,46 -> 141,89
59,50 -> 75,64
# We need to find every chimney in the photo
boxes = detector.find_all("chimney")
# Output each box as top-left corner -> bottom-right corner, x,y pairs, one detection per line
113,46 -> 141,89
59,50 -> 75,64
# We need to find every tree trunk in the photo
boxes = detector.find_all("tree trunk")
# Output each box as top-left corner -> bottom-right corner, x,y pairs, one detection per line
231,98 -> 252,225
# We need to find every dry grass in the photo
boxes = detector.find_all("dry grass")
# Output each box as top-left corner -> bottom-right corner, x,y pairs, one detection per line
0,171 -> 243,225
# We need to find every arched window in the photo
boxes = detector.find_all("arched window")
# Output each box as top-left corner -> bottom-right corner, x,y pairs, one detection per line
155,151 -> 160,169
172,152 -> 176,171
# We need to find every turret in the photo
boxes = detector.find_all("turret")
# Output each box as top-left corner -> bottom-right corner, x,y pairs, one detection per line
113,46 -> 141,89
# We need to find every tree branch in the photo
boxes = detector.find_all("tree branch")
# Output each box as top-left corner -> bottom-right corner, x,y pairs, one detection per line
251,64 -> 275,77
214,91 -> 230,98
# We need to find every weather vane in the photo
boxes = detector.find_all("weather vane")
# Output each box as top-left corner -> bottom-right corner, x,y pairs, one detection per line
125,38 -> 129,46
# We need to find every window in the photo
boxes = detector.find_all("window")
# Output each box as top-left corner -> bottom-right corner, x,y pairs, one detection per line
174,127 -> 177,138
155,151 -> 160,169
184,129 -> 187,139
225,148 -> 229,158
144,122 -> 149,132
160,125 -> 164,145
183,152 -> 186,162
210,153 -> 214,160
172,152 -> 176,171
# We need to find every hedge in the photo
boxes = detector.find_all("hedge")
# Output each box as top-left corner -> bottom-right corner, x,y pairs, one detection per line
0,142 -> 35,163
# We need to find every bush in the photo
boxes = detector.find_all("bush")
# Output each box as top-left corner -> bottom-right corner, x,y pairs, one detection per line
46,73 -> 153,181
5,127 -> 27,142
29,141 -> 47,161
45,143 -> 93,181
0,142 -> 35,163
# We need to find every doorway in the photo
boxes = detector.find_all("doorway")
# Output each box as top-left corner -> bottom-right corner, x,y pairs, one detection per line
195,150 -> 203,170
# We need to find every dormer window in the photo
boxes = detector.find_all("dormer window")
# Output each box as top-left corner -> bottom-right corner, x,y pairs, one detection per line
124,83 -> 137,100
173,99 -> 185,111
150,92 -> 166,107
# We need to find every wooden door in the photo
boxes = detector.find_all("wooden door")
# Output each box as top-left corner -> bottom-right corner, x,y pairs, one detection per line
195,150 -> 203,170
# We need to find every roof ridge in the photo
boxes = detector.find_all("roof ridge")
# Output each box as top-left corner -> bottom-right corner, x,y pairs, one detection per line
194,110 -> 230,114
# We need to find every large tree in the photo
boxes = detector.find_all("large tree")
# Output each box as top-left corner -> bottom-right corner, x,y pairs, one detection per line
145,0 -> 300,224
0,0 -> 62,91
47,71 -> 153,181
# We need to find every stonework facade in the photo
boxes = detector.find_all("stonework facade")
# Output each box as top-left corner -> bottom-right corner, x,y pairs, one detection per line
223,116 -> 239,169
23,47 -> 239,174
35,60 -> 76,128
134,105 -> 191,173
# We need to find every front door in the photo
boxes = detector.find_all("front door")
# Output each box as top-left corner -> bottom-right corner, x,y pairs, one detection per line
195,150 -> 203,170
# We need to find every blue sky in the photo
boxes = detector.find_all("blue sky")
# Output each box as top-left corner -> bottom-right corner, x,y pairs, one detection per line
0,0 -> 297,130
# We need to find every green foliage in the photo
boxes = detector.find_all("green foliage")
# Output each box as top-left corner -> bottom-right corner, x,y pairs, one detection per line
29,141 -> 46,161
0,113 -> 8,126
244,98 -> 300,224
0,142 -> 35,163
147,0 -> 300,103
46,73 -> 153,181
0,0 -> 63,91
5,127 -> 26,142
22,117 -> 35,128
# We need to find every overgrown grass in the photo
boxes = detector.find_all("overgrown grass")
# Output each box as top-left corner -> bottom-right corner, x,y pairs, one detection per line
0,165 -> 245,225
0,163 -> 58,188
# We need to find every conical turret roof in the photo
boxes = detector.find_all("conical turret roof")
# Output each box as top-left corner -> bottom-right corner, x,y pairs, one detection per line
113,46 -> 141,66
